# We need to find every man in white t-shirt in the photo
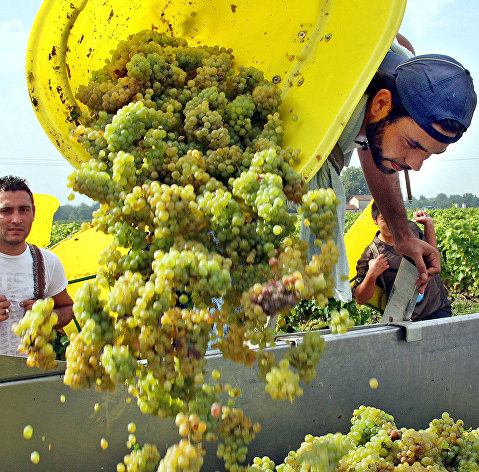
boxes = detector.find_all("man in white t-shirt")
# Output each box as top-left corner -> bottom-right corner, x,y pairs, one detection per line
0,175 -> 74,356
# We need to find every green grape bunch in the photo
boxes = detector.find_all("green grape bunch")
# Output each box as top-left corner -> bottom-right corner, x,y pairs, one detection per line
253,406 -> 479,472
329,308 -> 355,334
12,298 -> 58,369
58,29 -> 345,471
118,442 -> 161,472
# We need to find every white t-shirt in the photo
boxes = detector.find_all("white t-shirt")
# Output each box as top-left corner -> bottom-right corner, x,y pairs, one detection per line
0,246 -> 68,356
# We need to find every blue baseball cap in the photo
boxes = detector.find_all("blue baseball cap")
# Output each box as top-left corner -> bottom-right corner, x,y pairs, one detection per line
379,52 -> 477,143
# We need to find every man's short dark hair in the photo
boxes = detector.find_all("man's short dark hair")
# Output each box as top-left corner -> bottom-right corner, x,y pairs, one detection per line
0,176 -> 34,206
366,70 -> 467,135
371,201 -> 380,220
366,71 -> 407,114
433,118 -> 466,135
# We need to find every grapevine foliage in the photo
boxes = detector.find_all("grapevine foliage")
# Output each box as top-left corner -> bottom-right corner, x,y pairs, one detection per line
345,208 -> 479,299
49,222 -> 83,247
429,208 -> 479,297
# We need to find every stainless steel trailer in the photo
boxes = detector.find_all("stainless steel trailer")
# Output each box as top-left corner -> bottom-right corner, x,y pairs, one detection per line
1,314 -> 478,471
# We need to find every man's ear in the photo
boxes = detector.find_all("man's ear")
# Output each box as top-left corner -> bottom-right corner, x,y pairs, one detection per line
369,89 -> 393,121
32,205 -> 36,218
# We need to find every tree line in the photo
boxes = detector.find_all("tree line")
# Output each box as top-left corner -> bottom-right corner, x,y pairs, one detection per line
52,176 -> 479,222
404,193 -> 479,209
53,202 -> 99,221
340,166 -> 479,208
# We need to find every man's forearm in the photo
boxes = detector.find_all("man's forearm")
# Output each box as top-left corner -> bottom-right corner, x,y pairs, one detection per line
53,305 -> 74,329
358,150 -> 441,287
358,150 -> 413,243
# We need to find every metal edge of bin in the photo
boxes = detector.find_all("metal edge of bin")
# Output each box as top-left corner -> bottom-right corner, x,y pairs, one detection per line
1,313 -> 478,471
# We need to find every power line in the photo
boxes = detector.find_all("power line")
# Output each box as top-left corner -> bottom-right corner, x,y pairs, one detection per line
435,157 -> 479,162
0,163 -> 71,167
0,160 -> 73,167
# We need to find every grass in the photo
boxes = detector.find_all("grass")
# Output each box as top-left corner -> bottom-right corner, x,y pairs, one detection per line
451,294 -> 479,316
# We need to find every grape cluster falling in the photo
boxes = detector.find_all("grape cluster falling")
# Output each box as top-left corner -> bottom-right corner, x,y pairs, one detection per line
60,30 -> 345,471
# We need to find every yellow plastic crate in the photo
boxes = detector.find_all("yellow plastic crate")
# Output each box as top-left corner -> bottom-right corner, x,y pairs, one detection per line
26,0 -> 406,325
26,194 -> 59,248
26,0 -> 406,181
49,226 -> 116,336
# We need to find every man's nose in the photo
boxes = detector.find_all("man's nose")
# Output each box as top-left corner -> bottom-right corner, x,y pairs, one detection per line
11,210 -> 24,223
405,152 -> 427,171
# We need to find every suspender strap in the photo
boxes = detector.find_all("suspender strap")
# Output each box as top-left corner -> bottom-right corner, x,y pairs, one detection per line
368,241 -> 380,258
368,241 -> 387,310
368,242 -> 387,288
28,243 -> 45,300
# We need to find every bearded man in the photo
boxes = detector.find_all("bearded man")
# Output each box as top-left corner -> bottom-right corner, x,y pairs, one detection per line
302,36 -> 476,301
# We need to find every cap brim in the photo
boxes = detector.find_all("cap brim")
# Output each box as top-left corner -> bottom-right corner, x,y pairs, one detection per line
379,51 -> 407,74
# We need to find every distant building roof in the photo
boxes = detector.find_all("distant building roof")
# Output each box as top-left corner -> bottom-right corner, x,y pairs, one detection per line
350,194 -> 373,201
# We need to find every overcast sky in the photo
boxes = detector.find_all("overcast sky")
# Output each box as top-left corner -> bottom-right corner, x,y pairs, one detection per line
0,0 -> 478,205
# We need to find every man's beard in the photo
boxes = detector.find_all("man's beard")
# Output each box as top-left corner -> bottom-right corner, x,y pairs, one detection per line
365,118 -> 400,175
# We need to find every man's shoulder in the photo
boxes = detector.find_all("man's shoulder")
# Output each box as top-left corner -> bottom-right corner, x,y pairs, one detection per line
35,246 -> 68,291
37,246 -> 63,266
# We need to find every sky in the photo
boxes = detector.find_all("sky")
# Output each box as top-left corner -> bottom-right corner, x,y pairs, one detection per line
0,0 -> 478,206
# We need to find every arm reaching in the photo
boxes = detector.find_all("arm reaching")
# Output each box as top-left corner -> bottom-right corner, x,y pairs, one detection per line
413,210 -> 437,248
358,149 -> 441,293
395,33 -> 415,55
52,289 -> 74,330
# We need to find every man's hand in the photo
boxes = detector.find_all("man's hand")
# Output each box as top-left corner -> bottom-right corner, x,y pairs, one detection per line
0,295 -> 11,322
394,237 -> 441,293
20,299 -> 36,313
20,293 -> 74,331
357,148 -> 439,291
368,254 -> 389,277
